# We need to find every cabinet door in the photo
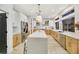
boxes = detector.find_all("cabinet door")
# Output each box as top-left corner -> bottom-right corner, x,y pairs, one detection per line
59,35 -> 66,49
70,39 -> 77,54
45,30 -> 48,35
17,34 -> 22,44
13,35 -> 17,48
51,31 -> 53,38
45,30 -> 49,35
50,30 -> 53,38
48,30 -> 51,35
57,32 -> 60,42
77,40 -> 79,53
66,36 -> 71,53
66,36 -> 77,54
13,34 -> 19,48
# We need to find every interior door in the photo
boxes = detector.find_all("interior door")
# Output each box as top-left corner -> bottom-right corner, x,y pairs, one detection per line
0,13 -> 7,54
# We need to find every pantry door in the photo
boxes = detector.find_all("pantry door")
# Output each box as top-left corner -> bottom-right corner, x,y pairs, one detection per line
0,13 -> 7,54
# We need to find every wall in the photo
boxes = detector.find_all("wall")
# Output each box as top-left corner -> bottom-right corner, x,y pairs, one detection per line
0,4 -> 14,53
53,5 -> 75,31
52,4 -> 79,34
74,5 -> 79,33
13,11 -> 21,34
0,4 -> 28,53
27,17 -> 33,33
13,11 -> 28,34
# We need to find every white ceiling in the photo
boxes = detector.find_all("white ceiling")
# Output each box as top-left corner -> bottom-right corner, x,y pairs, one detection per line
14,4 -> 68,19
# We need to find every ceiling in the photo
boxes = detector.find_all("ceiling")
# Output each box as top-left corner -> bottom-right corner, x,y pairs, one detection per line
14,4 -> 68,19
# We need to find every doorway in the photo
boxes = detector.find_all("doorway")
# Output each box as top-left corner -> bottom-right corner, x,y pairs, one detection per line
0,13 -> 7,54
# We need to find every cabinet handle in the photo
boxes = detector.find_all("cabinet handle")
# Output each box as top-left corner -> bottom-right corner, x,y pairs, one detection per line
5,31 -> 7,33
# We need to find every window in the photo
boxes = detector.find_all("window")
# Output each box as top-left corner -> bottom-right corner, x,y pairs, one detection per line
21,21 -> 28,33
36,22 -> 40,26
45,20 -> 49,26
55,22 -> 59,29
62,17 -> 75,32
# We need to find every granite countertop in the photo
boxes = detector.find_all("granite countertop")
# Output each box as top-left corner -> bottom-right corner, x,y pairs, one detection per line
61,31 -> 79,39
50,29 -> 79,39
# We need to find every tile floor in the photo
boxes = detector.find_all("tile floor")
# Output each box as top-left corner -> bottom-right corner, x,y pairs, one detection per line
11,35 -> 68,54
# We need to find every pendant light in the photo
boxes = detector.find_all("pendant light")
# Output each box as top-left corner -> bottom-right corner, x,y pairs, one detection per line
36,4 -> 42,23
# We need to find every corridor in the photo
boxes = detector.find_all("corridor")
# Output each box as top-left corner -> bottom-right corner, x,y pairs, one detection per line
0,4 -> 79,54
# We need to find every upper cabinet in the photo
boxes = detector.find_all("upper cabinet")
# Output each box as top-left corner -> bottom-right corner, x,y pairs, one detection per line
54,6 -> 76,32
55,17 -> 59,20
62,8 -> 75,32
62,9 -> 74,17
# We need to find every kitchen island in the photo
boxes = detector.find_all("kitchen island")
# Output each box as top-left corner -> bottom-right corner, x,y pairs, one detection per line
26,30 -> 48,54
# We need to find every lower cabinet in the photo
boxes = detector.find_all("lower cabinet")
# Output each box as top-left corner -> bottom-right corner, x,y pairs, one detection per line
59,34 -> 66,49
33,29 -> 38,32
66,36 -> 78,54
44,30 -> 48,35
49,30 -> 59,41
45,30 -> 79,54
13,34 -> 22,48
77,40 -> 79,53
56,32 -> 60,42
13,35 -> 17,48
